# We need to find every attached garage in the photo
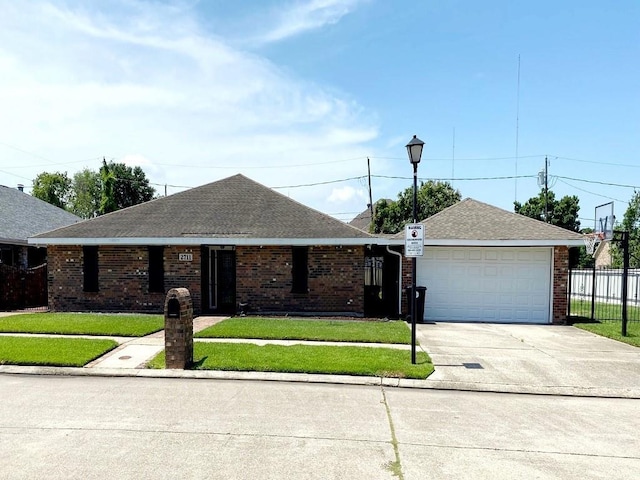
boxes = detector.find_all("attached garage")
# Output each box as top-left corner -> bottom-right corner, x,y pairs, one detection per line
417,247 -> 552,323
395,198 -> 585,325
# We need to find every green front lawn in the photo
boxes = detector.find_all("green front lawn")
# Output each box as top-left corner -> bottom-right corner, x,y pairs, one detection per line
149,342 -> 432,379
0,313 -> 164,337
0,336 -> 118,367
195,317 -> 411,344
574,321 -> 640,347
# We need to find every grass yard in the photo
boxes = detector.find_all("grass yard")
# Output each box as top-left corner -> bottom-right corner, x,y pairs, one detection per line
0,336 -> 118,367
574,321 -> 640,347
195,317 -> 411,344
570,299 -> 640,323
0,313 -> 164,337
149,342 -> 433,379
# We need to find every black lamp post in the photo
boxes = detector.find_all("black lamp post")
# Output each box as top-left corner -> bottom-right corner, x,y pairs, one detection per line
406,134 -> 424,364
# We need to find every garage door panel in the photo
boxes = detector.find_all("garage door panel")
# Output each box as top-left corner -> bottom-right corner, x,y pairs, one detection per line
417,247 -> 551,324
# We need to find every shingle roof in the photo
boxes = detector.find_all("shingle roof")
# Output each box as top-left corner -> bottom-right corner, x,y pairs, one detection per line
0,185 -> 81,244
33,174 -> 373,243
393,198 -> 585,242
349,208 -> 372,232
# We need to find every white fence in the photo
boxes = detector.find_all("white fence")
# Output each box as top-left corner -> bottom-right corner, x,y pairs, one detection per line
570,268 -> 640,306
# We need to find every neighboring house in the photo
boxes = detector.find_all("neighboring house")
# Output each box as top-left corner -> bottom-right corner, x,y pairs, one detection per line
30,174 -> 380,316
594,240 -> 613,268
394,199 -> 585,324
29,178 -> 585,324
0,184 -> 81,309
349,208 -> 373,232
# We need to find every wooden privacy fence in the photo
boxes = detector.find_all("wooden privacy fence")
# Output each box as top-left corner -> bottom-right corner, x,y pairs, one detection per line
0,263 -> 47,310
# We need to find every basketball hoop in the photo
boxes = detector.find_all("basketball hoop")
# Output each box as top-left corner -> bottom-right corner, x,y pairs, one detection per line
583,232 -> 604,255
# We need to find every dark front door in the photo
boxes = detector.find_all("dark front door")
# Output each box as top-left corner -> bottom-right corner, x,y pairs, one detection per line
209,248 -> 236,313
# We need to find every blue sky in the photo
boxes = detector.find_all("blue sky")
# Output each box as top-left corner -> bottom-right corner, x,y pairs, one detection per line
0,0 -> 638,228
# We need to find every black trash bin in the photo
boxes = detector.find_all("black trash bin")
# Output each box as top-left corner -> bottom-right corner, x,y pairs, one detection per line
405,286 -> 427,323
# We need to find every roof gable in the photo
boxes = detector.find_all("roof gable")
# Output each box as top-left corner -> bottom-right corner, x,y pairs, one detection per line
34,174 -> 373,243
0,185 -> 81,244
393,198 -> 584,242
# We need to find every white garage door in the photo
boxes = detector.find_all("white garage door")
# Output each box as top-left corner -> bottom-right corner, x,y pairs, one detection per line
416,247 -> 552,324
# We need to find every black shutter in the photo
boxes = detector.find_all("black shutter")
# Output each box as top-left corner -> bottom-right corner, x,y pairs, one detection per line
148,246 -> 164,293
291,246 -> 308,294
83,246 -> 99,292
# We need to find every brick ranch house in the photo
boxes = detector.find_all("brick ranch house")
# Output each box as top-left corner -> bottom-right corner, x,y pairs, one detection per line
30,175 -> 584,324
30,174 -> 385,317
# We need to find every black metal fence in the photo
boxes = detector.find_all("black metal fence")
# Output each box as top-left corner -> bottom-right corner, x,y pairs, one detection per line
568,267 -> 640,323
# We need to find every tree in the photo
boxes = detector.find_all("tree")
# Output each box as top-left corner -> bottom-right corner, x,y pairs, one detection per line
31,172 -> 71,209
371,181 -> 461,234
514,189 -> 581,232
69,168 -> 101,219
515,188 -> 587,266
99,159 -> 155,215
611,191 -> 640,268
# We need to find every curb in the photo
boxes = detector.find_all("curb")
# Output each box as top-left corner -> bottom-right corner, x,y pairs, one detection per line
2,365 -> 639,399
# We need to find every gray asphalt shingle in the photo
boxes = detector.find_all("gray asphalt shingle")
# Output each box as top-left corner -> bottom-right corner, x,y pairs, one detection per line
0,185 -> 81,244
34,174 -> 373,240
393,198 -> 585,241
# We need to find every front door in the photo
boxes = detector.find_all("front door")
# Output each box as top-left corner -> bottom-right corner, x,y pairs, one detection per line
208,248 -> 236,313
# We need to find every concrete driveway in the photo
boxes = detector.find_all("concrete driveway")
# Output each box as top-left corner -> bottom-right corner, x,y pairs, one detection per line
416,322 -> 640,398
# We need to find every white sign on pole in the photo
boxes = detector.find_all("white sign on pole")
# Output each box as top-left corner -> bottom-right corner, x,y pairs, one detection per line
405,224 -> 424,257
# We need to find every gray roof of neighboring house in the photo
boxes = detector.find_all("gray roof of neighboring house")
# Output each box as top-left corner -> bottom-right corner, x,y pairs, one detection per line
0,185 -> 81,245
33,174 -> 374,245
392,198 -> 585,244
349,208 -> 372,232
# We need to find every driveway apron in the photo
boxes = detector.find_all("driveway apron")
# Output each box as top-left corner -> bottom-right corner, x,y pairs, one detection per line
416,322 -> 640,397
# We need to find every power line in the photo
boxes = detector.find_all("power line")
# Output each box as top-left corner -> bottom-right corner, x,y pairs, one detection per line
556,179 -> 627,203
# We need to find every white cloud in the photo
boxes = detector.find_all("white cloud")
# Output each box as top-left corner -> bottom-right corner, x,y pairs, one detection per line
0,0 -> 377,218
251,0 -> 365,45
327,185 -> 366,203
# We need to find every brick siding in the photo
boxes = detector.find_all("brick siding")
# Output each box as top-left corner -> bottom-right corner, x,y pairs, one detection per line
47,244 -> 365,316
236,245 -> 364,314
552,245 -> 569,324
47,245 -> 201,314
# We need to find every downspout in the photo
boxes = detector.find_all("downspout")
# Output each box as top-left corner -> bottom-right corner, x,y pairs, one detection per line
386,245 -> 403,317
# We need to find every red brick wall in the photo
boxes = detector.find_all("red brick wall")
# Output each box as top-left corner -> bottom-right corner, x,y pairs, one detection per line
552,245 -> 569,324
236,245 -> 364,314
47,244 -> 365,315
47,245 -> 201,314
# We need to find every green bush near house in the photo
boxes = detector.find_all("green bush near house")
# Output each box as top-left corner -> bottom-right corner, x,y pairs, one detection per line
195,317 -> 411,344
0,313 -> 164,337
0,336 -> 118,367
149,342 -> 433,379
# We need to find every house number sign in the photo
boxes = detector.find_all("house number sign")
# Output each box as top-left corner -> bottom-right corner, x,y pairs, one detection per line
178,253 -> 193,261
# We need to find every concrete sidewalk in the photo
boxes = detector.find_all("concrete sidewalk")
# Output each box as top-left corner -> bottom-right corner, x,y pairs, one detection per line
1,317 -> 639,398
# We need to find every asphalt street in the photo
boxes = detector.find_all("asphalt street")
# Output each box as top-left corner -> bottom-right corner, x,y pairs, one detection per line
1,375 -> 638,479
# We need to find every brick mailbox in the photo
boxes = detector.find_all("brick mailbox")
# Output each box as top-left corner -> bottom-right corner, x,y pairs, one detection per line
164,287 -> 193,369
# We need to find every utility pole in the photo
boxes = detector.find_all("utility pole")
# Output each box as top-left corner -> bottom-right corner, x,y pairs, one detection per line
367,157 -> 374,231
544,156 -> 549,223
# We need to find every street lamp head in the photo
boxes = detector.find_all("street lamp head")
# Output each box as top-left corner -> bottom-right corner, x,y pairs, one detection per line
406,135 -> 425,165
